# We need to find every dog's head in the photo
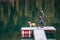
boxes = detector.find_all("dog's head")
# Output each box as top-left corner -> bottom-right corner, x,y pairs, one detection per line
28,21 -> 31,24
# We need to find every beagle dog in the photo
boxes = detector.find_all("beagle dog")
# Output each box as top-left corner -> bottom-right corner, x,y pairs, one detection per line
28,21 -> 36,27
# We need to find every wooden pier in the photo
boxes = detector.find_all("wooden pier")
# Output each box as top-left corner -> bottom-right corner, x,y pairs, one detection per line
34,28 -> 47,40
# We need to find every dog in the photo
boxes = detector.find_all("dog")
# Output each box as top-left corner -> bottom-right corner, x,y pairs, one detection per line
28,21 -> 36,27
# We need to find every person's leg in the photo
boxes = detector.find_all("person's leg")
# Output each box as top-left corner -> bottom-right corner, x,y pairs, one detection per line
40,21 -> 44,28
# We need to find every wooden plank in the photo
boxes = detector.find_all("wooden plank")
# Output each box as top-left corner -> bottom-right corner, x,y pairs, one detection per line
21,26 -> 56,30
33,28 -> 47,40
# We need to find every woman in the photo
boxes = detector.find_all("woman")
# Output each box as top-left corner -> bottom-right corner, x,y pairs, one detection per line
39,10 -> 44,28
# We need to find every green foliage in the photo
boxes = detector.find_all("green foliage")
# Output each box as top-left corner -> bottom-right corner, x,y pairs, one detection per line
0,0 -> 60,40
